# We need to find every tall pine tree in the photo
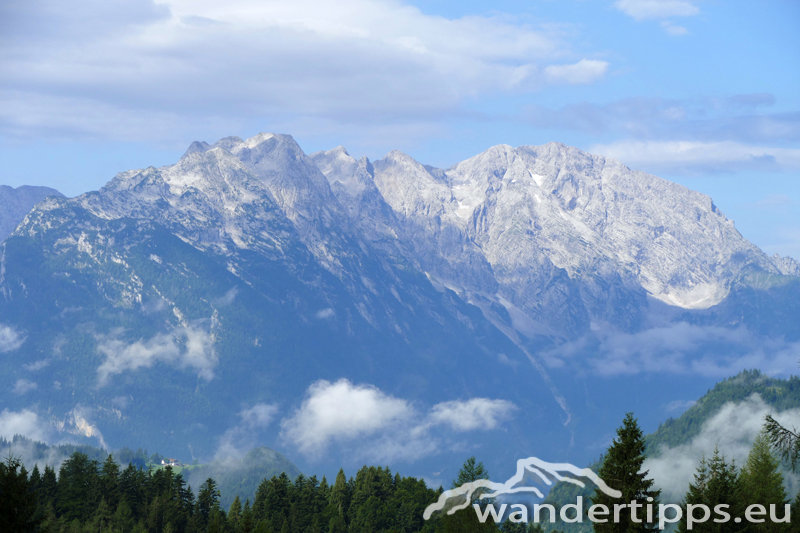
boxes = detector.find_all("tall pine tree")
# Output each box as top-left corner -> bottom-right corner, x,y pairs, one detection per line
677,448 -> 743,533
441,457 -> 499,533
738,432 -> 791,532
0,456 -> 40,533
592,412 -> 661,532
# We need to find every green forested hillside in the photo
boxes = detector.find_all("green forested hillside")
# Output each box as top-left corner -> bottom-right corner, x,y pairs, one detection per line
647,369 -> 800,451
539,369 -> 800,532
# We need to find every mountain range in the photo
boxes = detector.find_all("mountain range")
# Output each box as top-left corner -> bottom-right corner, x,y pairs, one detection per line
1,133 -> 798,480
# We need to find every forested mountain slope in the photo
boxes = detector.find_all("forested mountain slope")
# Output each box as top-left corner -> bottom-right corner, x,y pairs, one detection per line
541,370 -> 800,532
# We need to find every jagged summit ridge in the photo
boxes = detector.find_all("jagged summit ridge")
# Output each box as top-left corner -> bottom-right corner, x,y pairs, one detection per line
15,132 -> 794,339
314,139 -> 786,316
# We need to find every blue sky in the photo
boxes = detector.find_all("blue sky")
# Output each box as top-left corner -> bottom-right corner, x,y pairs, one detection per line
1,0 -> 798,257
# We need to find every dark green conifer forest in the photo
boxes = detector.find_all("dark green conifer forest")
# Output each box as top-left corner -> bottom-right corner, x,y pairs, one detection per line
0,452 -> 451,533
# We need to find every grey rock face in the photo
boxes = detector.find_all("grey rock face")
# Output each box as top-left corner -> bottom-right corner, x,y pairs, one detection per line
314,140 -> 792,336
0,185 -> 64,241
15,133 -> 794,341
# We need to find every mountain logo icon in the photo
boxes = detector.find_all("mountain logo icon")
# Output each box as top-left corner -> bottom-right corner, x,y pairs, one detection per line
423,457 -> 621,519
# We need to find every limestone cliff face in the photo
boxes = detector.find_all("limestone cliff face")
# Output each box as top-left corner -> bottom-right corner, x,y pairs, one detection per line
314,139 -> 792,336
13,133 -> 794,340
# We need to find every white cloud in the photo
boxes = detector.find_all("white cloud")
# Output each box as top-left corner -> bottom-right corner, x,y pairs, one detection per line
0,0 -> 603,143
281,379 -> 516,461
281,379 -> 413,456
645,394 -> 800,503
315,308 -> 335,319
111,396 -> 130,410
0,324 -> 26,353
216,403 -> 280,460
23,360 -> 49,371
95,325 -> 217,386
213,287 -> 238,307
0,408 -> 51,442
589,140 -> 800,175
661,21 -> 689,36
664,399 -> 695,412
239,403 -> 280,429
544,59 -> 609,85
614,0 -> 699,21
12,379 -> 38,395
527,96 -> 800,146
546,323 -> 800,378
427,398 -> 517,432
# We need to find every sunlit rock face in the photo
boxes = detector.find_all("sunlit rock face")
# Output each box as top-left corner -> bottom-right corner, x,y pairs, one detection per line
315,139 -> 791,336
1,132 -> 797,458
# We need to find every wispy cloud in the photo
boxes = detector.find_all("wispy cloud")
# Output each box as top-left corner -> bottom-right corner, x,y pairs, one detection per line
315,308 -> 335,319
614,0 -> 699,35
216,403 -> 280,460
753,194 -> 797,207
645,394 -> 800,503
0,0 -> 605,144
660,21 -> 688,36
0,408 -> 52,442
425,398 -> 517,432
544,59 -> 609,86
525,95 -> 800,175
280,379 -> 517,462
212,287 -> 238,307
12,379 -> 38,395
0,324 -> 26,353
664,399 -> 696,413
614,0 -> 700,21
545,323 -> 800,378
95,325 -> 217,386
23,360 -> 50,371
589,140 -> 800,175
527,96 -> 799,144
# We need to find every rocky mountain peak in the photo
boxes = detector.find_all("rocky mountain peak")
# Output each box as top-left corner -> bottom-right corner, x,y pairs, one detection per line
0,185 -> 65,242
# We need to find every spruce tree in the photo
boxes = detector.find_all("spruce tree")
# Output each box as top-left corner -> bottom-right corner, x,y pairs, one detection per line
101,453 -> 121,510
591,412 -> 660,532
198,477 -> 222,526
441,457 -> 499,533
0,456 -> 39,533
89,497 -> 114,532
229,494 -> 243,530
328,469 -> 350,521
738,432 -> 791,532
40,465 -> 58,508
328,514 -> 347,533
254,518 -> 274,533
677,448 -> 742,533
240,499 -> 256,533
112,498 -> 136,533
